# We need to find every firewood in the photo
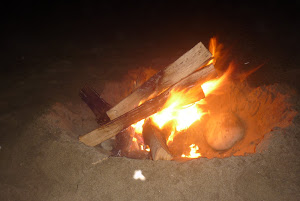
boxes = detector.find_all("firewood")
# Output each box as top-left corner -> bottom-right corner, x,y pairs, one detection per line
79,64 -> 216,147
79,86 -> 150,158
79,86 -> 111,125
106,42 -> 212,120
143,119 -> 172,160
111,128 -> 150,159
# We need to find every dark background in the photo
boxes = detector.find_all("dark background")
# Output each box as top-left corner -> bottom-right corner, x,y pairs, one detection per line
1,0 -> 299,87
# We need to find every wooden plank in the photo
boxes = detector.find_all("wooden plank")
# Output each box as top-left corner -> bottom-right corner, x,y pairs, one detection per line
79,64 -> 216,146
106,42 -> 212,120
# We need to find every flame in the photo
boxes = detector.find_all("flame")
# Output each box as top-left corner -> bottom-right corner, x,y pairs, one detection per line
239,63 -> 264,82
149,88 -> 206,145
207,37 -> 217,65
151,90 -> 205,131
131,119 -> 145,134
140,145 -> 151,152
207,37 -> 222,65
209,37 -> 217,57
201,63 -> 234,96
130,86 -> 207,149
167,131 -> 176,145
202,36 -> 231,96
176,103 -> 204,131
181,144 -> 201,158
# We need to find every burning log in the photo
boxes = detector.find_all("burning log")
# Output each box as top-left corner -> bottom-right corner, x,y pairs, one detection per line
106,42 -> 212,120
143,119 -> 173,160
112,128 -> 150,159
79,64 -> 216,147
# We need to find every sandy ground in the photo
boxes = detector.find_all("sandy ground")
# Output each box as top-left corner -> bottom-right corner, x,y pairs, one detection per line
1,2 -> 300,200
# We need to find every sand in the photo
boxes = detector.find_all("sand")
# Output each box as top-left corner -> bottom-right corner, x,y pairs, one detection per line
0,97 -> 299,200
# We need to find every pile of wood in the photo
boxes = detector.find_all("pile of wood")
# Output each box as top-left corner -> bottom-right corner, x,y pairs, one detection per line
79,42 -> 217,160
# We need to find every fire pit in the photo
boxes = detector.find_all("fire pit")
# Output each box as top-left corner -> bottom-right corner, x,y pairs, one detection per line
79,38 -> 297,160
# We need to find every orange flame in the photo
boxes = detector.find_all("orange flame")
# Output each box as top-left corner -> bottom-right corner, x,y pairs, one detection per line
131,119 -> 145,134
239,63 -> 264,82
151,98 -> 205,132
201,63 -> 234,96
150,88 -> 206,145
140,145 -> 151,152
167,131 -> 176,145
207,37 -> 222,65
181,144 -> 201,158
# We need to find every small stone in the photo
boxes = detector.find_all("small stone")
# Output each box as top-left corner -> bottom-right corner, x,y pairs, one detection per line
205,112 -> 245,151
100,139 -> 115,151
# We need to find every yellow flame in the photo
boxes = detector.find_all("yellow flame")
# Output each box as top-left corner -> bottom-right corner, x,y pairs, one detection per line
150,87 -> 205,132
181,144 -> 201,158
167,131 -> 176,145
151,106 -> 175,129
175,103 -> 204,131
131,119 -> 145,134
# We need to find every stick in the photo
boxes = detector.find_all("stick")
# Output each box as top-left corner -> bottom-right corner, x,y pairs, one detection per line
143,119 -> 173,160
106,42 -> 212,120
79,64 -> 216,146
79,86 -> 111,125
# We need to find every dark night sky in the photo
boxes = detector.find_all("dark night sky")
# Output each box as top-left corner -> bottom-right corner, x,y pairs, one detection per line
0,0 -> 299,73
2,1 -> 298,37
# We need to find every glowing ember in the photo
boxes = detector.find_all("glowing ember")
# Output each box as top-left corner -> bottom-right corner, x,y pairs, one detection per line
140,145 -> 151,152
181,144 -> 201,158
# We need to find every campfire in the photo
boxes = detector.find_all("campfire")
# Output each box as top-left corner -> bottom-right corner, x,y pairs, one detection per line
79,38 -> 297,160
